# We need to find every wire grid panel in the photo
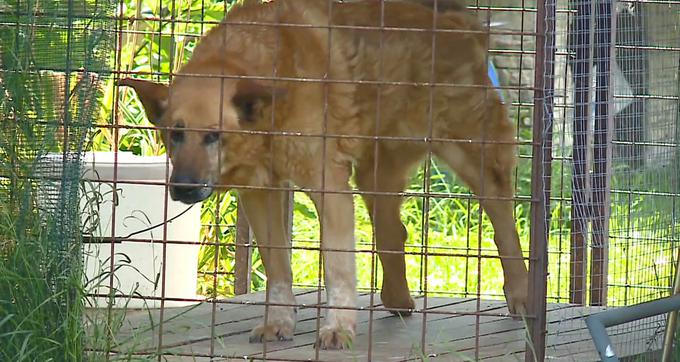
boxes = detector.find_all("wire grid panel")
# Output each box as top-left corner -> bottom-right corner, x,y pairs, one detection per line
4,0 -> 677,360
47,0 -> 676,360
608,1 -> 680,307
91,0 -> 553,360
547,0 -> 680,304
605,315 -> 668,361
0,0 -> 116,360
606,1 -> 680,358
546,0 -> 680,360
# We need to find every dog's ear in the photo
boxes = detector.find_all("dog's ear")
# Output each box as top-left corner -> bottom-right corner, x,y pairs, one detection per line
118,78 -> 169,124
233,79 -> 286,123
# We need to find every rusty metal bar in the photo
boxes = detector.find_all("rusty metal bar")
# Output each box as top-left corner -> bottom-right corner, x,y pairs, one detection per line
661,245 -> 680,362
662,59 -> 680,362
568,0 -> 593,306
156,0 -> 178,357
231,75 -> 294,303
526,0 -> 555,360
234,202 -> 253,295
590,0 -> 616,307
104,0 -> 125,355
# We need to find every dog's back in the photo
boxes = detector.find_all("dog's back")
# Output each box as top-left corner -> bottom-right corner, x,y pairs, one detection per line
182,0 -> 512,161
328,1 -> 511,156
190,0 -> 502,131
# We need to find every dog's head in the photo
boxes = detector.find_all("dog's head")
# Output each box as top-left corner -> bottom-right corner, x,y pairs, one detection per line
119,73 -> 280,204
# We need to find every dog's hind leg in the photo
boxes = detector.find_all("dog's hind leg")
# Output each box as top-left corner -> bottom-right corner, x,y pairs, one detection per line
356,143 -> 424,316
239,189 -> 297,343
434,141 -> 528,316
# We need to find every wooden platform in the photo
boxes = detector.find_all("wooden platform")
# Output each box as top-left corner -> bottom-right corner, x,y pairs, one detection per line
103,290 -> 663,361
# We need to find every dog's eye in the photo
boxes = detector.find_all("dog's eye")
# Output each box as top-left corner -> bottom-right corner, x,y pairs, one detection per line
170,130 -> 184,143
203,132 -> 220,144
241,101 -> 255,121
234,97 -> 257,123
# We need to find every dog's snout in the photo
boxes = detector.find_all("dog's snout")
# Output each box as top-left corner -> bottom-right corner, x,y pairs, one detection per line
170,174 -> 212,204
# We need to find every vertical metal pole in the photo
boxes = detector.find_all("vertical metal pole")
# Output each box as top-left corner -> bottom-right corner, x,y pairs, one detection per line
568,0 -> 593,306
661,247 -> 680,362
664,55 -> 680,362
234,201 -> 253,295
590,0 -> 616,307
232,190 -> 292,297
526,0 -> 555,360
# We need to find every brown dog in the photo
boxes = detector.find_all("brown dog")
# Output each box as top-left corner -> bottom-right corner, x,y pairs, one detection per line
120,0 -> 528,350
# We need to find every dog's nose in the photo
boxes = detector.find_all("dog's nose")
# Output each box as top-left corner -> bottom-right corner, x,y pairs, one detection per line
170,174 -> 212,204
172,174 -> 200,193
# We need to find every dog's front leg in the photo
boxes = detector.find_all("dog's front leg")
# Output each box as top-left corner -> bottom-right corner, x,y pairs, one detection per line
239,189 -> 296,343
308,189 -> 357,350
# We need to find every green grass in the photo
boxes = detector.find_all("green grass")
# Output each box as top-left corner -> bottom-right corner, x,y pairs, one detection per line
0,200 -> 84,361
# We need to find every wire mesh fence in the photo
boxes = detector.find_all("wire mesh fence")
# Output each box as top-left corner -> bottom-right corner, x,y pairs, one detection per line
0,0 -> 679,361
546,0 -> 679,360
607,1 -> 680,307
0,0 -> 115,360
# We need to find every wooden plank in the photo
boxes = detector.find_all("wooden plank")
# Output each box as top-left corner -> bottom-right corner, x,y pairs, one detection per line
114,290 -> 322,353
115,290 -> 299,337
254,298 -> 509,361
526,0 -> 556,360
158,295 -> 475,360
430,303 -> 594,360
117,294 -> 515,360
102,290 -> 656,361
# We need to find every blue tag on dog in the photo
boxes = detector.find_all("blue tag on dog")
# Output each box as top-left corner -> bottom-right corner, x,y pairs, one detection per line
487,60 -> 504,102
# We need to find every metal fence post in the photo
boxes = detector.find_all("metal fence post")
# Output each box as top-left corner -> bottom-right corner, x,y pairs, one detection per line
590,0 -> 616,307
568,0 -> 594,306
234,190 -> 293,295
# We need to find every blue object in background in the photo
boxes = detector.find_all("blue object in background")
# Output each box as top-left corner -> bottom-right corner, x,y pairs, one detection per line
487,60 -> 504,102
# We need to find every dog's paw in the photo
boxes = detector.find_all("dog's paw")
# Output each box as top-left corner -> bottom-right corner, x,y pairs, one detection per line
314,324 -> 355,350
385,296 -> 415,317
505,281 -> 528,319
249,321 -> 294,343
249,308 -> 295,343
507,298 -> 528,319
381,288 -> 416,317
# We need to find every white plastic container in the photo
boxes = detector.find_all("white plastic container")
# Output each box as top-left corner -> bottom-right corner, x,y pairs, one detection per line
42,152 -> 202,308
